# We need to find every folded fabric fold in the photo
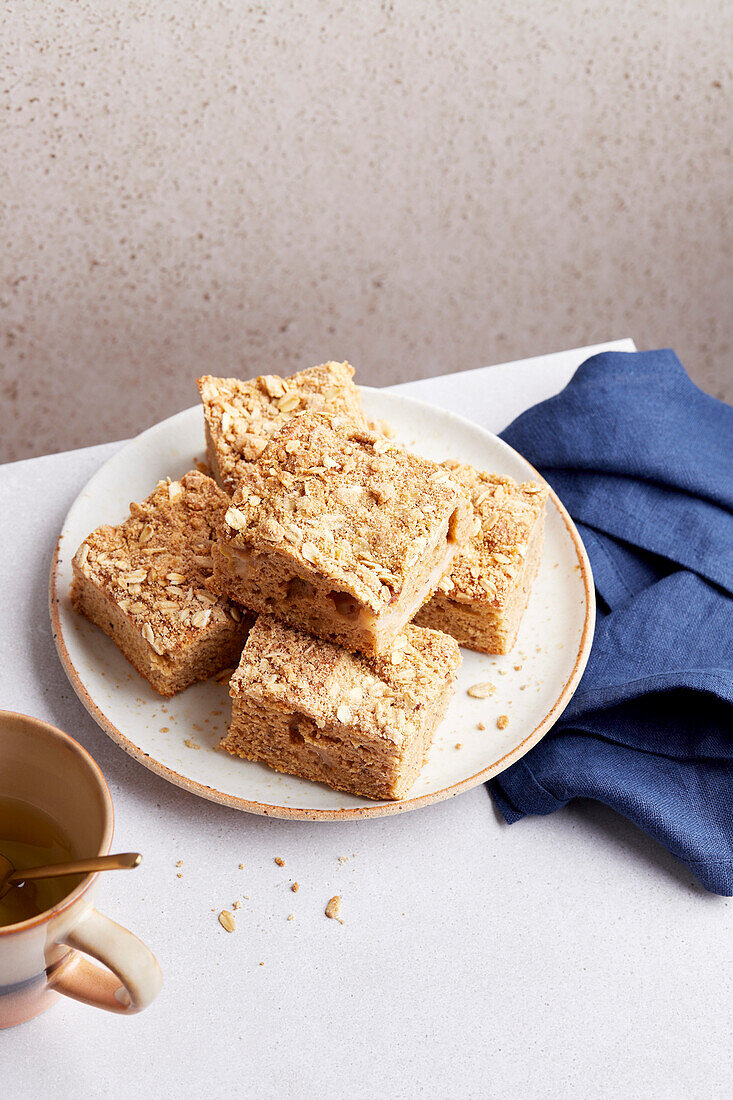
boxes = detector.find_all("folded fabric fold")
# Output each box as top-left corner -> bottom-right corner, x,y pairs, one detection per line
488,350 -> 733,895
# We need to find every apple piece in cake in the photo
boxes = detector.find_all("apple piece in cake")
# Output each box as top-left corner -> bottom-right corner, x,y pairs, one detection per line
70,471 -> 252,696
414,462 -> 548,654
210,413 -> 473,657
197,361 -> 366,493
221,615 -> 461,801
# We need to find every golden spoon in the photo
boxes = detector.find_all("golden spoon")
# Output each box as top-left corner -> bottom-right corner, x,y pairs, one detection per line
0,852 -> 141,901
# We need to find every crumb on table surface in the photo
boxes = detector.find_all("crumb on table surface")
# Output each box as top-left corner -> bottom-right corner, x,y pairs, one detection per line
218,910 -> 236,932
325,896 -> 344,924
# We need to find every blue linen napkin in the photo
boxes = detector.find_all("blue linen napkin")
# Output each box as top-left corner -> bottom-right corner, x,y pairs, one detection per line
488,350 -> 733,895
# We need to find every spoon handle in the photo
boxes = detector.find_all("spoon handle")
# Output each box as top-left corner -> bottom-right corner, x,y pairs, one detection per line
8,852 -> 142,884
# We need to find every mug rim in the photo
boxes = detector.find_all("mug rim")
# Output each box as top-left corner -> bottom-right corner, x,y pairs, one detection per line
0,710 -> 114,936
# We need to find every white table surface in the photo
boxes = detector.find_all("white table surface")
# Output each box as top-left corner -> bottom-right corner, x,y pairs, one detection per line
2,339 -> 731,1100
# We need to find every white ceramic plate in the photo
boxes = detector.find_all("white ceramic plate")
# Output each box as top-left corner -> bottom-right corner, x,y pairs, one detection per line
50,389 -> 594,820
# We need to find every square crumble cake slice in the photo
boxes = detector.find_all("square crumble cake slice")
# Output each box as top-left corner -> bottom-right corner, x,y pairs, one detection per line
70,471 -> 252,696
197,360 -> 366,493
221,615 -> 461,801
209,413 -> 473,657
414,461 -> 548,654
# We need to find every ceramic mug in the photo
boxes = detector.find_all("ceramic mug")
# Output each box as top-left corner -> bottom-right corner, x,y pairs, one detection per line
0,711 -> 162,1028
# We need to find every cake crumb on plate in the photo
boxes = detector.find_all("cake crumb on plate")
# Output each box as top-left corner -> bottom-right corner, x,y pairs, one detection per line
467,682 -> 495,699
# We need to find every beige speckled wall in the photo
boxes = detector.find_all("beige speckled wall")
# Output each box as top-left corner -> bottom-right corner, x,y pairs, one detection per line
2,1 -> 731,461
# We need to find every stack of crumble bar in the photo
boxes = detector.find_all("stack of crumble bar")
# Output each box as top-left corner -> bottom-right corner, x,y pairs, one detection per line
72,360 -> 548,801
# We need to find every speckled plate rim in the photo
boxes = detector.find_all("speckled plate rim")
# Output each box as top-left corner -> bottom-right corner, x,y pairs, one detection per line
49,389 -> 595,821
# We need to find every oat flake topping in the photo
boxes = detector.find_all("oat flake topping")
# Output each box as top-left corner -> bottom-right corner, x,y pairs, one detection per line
197,361 -> 366,492
218,413 -> 470,613
436,461 -> 549,607
230,616 -> 461,746
72,471 -> 243,656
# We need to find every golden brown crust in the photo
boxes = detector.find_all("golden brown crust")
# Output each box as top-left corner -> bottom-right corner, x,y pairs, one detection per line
217,413 -> 473,616
197,361 -> 366,492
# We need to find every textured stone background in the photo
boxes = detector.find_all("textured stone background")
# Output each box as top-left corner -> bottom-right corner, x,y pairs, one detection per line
2,1 -> 731,461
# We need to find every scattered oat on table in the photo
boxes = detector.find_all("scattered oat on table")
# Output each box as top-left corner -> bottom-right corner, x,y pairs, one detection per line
467,682 -> 495,699
287,913 -> 295,921
477,722 -> 486,731
325,896 -> 344,924
497,715 -> 509,730
238,863 -> 245,869
176,860 -> 183,867
274,856 -> 285,867
338,855 -> 349,864
176,872 -> 183,879
233,900 -> 242,910
291,881 -> 299,893
218,910 -> 236,933
183,737 -> 200,750
455,742 -> 462,749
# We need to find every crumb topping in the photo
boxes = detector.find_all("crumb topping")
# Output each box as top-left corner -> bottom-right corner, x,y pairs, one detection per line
230,615 -> 461,746
197,361 -> 366,491
434,462 -> 548,607
219,413 -> 471,613
72,471 -> 246,656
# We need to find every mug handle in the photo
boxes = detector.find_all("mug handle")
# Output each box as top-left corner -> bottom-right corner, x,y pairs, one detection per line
49,908 -> 162,1014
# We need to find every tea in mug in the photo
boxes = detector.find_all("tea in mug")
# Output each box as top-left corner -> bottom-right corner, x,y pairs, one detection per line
0,796 -> 82,927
